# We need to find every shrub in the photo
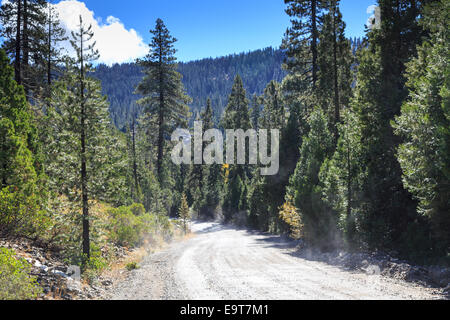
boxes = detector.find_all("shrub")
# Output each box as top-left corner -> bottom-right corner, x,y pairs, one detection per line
279,197 -> 303,240
125,261 -> 139,271
81,244 -> 108,284
108,203 -> 171,247
0,248 -> 42,300
0,187 -> 49,238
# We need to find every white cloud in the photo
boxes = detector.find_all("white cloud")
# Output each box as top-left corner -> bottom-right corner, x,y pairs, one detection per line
54,0 -> 148,65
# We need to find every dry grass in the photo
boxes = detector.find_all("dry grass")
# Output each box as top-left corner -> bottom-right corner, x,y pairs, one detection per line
101,224 -> 195,284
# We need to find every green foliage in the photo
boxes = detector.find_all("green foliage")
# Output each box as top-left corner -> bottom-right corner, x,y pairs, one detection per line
347,0 -> 429,253
136,18 -> 191,184
393,0 -> 450,256
108,203 -> 161,247
248,80 -> 291,233
92,47 -> 286,129
221,75 -> 251,131
0,248 -> 42,300
282,0 -> 327,107
0,48 -> 47,237
0,0 -> 48,96
319,109 -> 364,247
287,107 -> 336,249
125,261 -> 140,271
221,76 -> 252,222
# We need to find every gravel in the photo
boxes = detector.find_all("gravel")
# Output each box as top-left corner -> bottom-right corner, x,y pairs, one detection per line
108,222 -> 447,300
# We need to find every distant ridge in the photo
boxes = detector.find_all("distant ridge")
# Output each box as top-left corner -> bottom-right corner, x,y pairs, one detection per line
92,47 -> 286,130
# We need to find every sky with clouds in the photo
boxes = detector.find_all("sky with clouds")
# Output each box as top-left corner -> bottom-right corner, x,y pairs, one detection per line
1,0 -> 377,65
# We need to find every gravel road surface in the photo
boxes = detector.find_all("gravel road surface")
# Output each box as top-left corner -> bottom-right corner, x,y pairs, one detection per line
109,222 -> 444,300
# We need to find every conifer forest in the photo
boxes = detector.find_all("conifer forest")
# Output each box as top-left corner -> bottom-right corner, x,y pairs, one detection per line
0,0 -> 448,302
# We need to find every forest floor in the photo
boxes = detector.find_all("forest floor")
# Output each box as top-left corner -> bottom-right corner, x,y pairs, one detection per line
107,222 -> 448,300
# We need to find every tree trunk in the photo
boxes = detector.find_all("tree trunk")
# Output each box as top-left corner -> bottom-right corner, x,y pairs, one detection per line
311,0 -> 318,89
23,0 -> 29,97
79,31 -> 90,264
131,117 -> 139,199
14,0 -> 22,84
157,93 -> 164,182
47,4 -> 52,87
157,45 -> 165,183
332,1 -> 340,143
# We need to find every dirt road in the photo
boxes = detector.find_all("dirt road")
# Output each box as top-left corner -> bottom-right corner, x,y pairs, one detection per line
109,222 -> 444,300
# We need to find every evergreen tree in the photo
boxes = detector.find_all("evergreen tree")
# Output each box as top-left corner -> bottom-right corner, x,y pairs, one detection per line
317,0 -> 353,142
0,48 -> 45,236
0,0 -> 48,98
221,75 -> 251,130
45,16 -> 115,265
393,0 -> 450,257
282,0 -> 326,108
179,193 -> 190,234
136,18 -> 191,184
221,75 -> 251,221
319,109 -> 364,247
349,0 -> 430,252
287,107 -> 335,248
248,80 -> 287,231
42,1 -> 67,93
250,94 -> 261,130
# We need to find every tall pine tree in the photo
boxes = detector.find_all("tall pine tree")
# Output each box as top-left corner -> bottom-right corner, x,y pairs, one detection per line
136,18 -> 191,185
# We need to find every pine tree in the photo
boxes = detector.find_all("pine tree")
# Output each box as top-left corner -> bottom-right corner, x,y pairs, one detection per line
282,0 -> 326,108
248,80 -> 287,232
393,0 -> 450,256
221,75 -> 251,221
319,109 -> 363,247
42,1 -> 67,93
0,48 -> 45,236
349,0 -> 430,252
179,193 -> 190,234
250,94 -> 261,130
287,107 -> 335,248
221,75 -> 251,131
136,18 -> 191,184
317,0 -> 353,142
127,115 -> 141,203
45,16 -> 114,266
0,0 -> 48,98
260,80 -> 285,130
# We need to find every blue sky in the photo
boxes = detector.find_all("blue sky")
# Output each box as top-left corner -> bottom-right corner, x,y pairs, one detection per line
42,0 -> 376,64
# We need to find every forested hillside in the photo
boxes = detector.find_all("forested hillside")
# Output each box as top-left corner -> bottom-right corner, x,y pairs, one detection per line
93,47 -> 287,129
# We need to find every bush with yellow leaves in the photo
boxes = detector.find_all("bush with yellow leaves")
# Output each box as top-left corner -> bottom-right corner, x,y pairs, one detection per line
279,197 -> 303,240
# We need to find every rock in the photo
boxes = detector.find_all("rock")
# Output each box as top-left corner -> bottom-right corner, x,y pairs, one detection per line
51,270 -> 69,278
101,279 -> 113,287
444,284 -> 450,294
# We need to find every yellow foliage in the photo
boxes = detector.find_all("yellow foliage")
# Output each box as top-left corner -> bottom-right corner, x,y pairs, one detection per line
222,164 -> 230,184
279,197 -> 303,240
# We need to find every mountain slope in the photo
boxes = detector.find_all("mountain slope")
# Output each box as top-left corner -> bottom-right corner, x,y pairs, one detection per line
92,47 -> 286,129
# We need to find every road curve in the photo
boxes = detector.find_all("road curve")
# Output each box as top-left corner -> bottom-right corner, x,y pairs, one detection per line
110,222 -> 444,300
